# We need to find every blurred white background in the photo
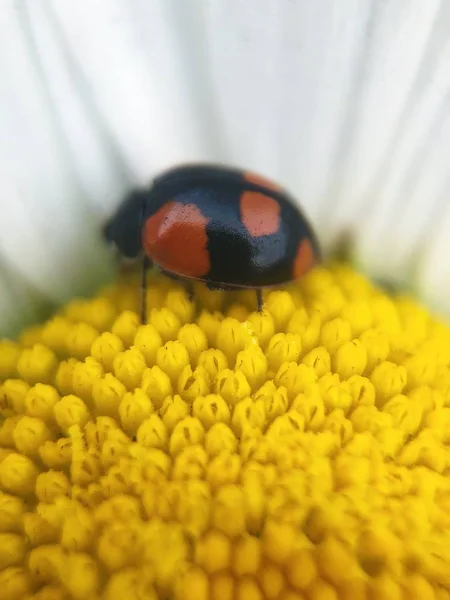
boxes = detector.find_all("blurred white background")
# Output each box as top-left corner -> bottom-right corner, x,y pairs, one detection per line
1,0 -> 450,336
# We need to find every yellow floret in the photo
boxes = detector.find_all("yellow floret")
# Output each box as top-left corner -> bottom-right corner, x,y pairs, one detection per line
1,264 -> 450,599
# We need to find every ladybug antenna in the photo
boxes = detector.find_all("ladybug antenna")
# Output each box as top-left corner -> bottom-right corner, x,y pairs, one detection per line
139,195 -> 148,325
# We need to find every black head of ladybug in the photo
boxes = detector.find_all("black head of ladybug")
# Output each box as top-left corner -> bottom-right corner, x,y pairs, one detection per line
103,188 -> 149,259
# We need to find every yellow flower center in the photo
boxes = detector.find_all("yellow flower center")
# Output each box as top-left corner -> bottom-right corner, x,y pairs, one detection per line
0,263 -> 450,600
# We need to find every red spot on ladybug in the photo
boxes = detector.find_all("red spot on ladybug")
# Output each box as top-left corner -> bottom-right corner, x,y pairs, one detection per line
244,171 -> 281,192
293,238 -> 315,279
240,191 -> 281,238
144,201 -> 211,278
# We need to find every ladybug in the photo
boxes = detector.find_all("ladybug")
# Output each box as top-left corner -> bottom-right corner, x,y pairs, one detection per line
104,164 -> 321,322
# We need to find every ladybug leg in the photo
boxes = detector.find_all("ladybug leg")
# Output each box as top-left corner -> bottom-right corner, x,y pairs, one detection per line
140,254 -> 149,324
184,280 -> 195,302
256,289 -> 264,312
139,197 -> 149,325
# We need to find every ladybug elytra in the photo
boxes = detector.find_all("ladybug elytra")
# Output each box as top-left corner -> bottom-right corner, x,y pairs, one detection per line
104,164 -> 321,321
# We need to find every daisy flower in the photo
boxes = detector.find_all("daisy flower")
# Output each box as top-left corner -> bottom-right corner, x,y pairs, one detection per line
1,2 -> 450,599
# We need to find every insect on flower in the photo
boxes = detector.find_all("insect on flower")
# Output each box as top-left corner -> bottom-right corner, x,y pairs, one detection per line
104,164 -> 321,322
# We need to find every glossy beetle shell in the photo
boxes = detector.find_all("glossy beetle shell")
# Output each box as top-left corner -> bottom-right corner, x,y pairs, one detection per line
104,164 -> 321,290
141,164 -> 320,289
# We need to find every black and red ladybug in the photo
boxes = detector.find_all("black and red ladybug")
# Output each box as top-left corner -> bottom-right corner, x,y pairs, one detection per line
104,164 -> 321,321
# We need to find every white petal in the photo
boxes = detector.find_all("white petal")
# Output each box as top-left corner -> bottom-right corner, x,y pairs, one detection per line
417,203 -> 450,317
48,0 -> 224,174
0,259 -> 53,339
1,0 -> 450,336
